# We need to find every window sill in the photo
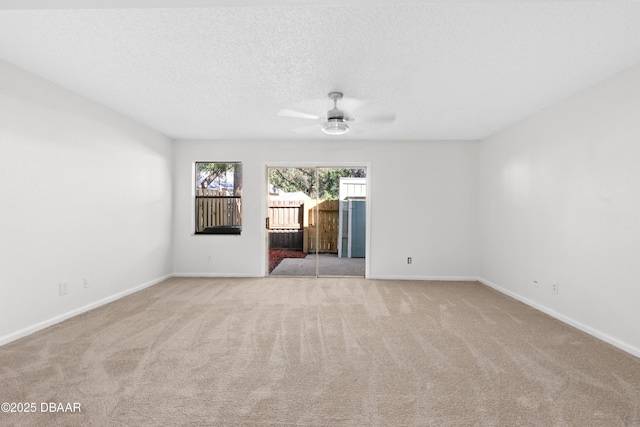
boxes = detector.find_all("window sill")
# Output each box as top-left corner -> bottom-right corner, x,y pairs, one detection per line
195,226 -> 242,235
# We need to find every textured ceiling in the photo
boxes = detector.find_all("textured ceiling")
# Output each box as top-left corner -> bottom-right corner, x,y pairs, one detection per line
1,1 -> 640,140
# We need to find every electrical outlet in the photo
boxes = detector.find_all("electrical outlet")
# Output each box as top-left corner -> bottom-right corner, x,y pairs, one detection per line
84,278 -> 90,288
207,255 -> 212,263
59,282 -> 68,296
552,283 -> 559,294
407,257 -> 412,264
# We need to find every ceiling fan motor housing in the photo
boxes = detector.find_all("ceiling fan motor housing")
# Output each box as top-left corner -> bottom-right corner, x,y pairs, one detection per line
327,107 -> 345,121
327,92 -> 346,121
322,91 -> 349,134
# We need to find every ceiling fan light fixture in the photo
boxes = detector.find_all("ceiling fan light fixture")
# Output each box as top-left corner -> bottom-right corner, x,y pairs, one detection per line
322,119 -> 349,135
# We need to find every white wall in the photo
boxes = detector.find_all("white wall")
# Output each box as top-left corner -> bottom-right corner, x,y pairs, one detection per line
173,139 -> 478,280
478,63 -> 640,357
0,59 -> 174,344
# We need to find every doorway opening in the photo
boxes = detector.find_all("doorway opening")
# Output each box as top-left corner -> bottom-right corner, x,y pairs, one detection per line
266,166 -> 367,277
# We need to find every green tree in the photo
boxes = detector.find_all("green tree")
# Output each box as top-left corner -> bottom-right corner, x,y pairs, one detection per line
197,162 -> 242,195
269,168 -> 365,200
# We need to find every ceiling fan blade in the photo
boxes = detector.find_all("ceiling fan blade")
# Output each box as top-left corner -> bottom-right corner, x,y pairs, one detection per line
278,109 -> 321,120
339,97 -> 365,112
360,112 -> 396,124
292,124 -> 322,133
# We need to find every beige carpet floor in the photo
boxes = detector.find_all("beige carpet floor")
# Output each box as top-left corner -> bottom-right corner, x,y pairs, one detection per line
1,277 -> 639,426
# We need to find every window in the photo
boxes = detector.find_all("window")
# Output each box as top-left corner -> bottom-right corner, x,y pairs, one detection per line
195,162 -> 242,235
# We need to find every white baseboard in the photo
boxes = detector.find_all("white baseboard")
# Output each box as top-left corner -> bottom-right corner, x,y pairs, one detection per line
0,273 -> 173,347
173,272 -> 264,278
368,275 -> 479,282
478,277 -> 640,359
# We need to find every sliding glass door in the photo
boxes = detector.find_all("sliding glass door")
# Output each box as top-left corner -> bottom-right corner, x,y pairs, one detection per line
267,166 -> 366,277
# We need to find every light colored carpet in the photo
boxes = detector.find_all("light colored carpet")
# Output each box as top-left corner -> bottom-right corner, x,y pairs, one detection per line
1,277 -> 639,426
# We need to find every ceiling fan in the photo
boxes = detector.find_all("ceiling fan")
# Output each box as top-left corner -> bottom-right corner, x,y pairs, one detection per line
278,92 -> 396,135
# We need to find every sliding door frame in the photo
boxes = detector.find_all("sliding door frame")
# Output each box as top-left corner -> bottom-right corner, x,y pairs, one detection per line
264,162 -> 371,278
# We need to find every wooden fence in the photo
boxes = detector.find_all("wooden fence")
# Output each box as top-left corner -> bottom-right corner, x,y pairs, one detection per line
268,200 -> 304,250
267,199 -> 340,253
305,200 -> 339,254
196,188 -> 242,233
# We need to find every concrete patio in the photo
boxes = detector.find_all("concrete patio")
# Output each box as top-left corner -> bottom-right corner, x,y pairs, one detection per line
270,253 -> 365,277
